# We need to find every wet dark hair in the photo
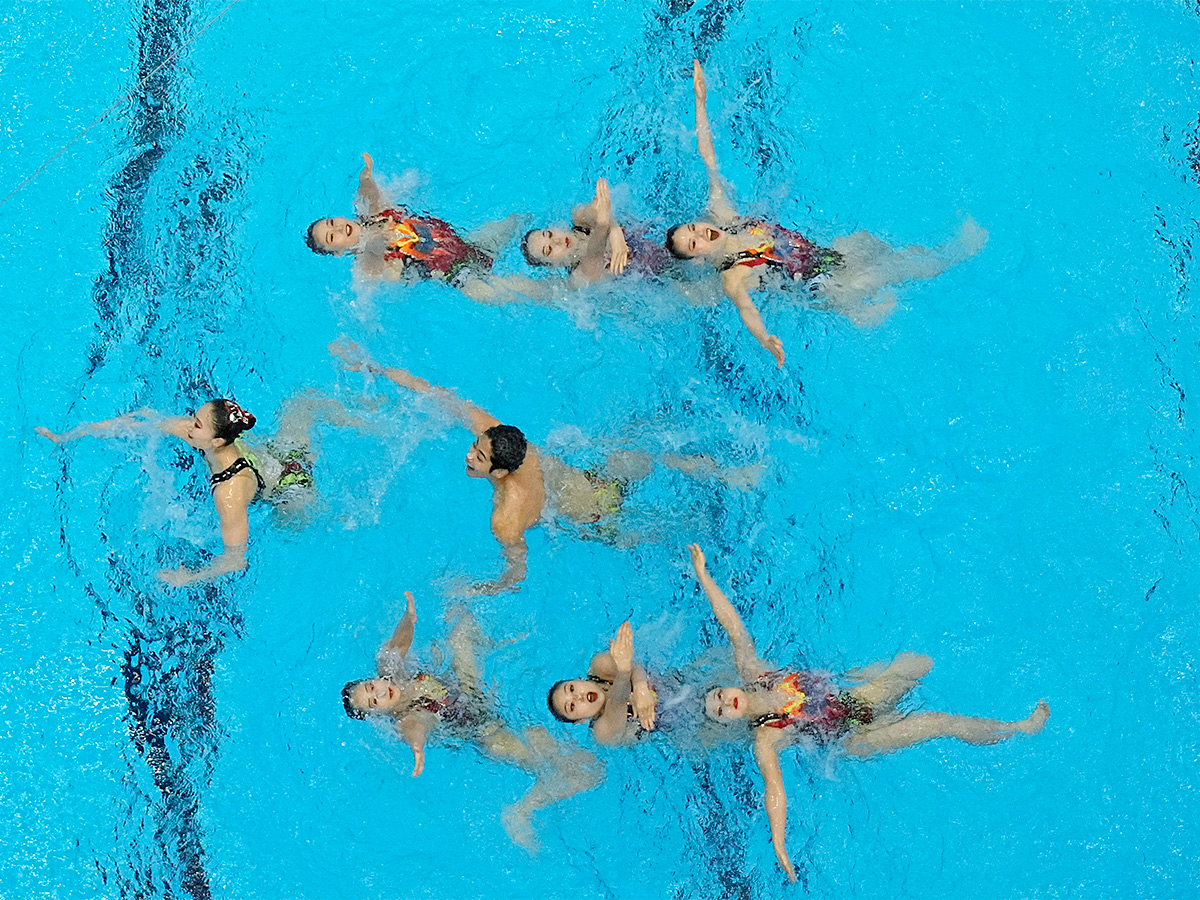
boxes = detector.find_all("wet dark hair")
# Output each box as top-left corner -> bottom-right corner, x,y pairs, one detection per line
485,424 -> 527,473
342,681 -> 367,720
305,219 -> 336,255
547,680 -> 577,723
664,224 -> 694,260
209,399 -> 256,446
521,229 -> 551,267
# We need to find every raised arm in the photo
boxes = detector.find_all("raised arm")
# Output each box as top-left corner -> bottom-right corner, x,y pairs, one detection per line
445,604 -> 485,695
354,152 -> 386,215
689,543 -> 760,681
569,179 -> 620,286
693,60 -> 738,223
382,590 -> 418,658
721,269 -> 785,367
754,728 -> 797,883
586,626 -> 655,732
570,179 -> 629,280
592,621 -> 636,746
330,340 -> 501,436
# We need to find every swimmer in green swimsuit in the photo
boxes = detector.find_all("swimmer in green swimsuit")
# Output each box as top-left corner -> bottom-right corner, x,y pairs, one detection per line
688,543 -> 1050,883
343,591 -> 603,849
37,391 -> 368,586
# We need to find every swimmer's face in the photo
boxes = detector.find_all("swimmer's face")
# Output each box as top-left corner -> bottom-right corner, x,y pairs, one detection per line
310,217 -> 361,254
705,686 -> 748,721
465,434 -> 495,479
670,222 -> 724,259
184,403 -> 222,451
526,228 -> 577,266
349,678 -> 402,715
552,680 -> 606,722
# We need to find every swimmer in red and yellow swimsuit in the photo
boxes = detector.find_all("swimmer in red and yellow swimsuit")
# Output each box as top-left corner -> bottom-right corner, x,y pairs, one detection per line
689,542 -> 1050,884
306,152 -> 504,286
666,61 -> 986,367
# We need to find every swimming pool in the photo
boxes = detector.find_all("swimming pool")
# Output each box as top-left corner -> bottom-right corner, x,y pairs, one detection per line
4,0 -> 1200,897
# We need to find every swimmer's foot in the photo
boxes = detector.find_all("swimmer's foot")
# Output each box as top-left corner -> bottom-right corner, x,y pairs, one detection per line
717,461 -> 765,491
1020,700 -> 1050,735
501,802 -> 538,852
846,291 -> 897,328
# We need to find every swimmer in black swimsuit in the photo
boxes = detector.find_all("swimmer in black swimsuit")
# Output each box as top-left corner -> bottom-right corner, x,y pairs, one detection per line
343,592 -> 604,849
37,391 -> 366,586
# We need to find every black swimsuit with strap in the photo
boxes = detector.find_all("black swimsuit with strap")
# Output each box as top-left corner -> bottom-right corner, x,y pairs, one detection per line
210,457 -> 265,494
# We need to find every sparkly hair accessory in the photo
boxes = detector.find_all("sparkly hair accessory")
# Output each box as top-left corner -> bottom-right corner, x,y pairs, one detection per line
223,400 -> 256,429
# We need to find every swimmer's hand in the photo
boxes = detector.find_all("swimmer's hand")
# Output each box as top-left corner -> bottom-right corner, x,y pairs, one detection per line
360,152 -> 373,179
158,566 -> 195,588
765,335 -> 785,368
609,620 -> 634,674
411,744 -> 425,778
693,59 -> 707,105
688,543 -> 707,574
35,426 -> 65,444
632,680 -> 656,731
776,847 -> 797,884
592,178 -> 613,227
607,227 -> 629,275
329,339 -> 380,374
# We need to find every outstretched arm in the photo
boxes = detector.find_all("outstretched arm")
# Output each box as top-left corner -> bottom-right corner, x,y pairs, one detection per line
354,152 -> 386,215
593,621 -> 636,745
754,729 -> 796,884
693,60 -> 738,224
330,340 -> 501,436
398,711 -> 437,777
688,543 -> 760,681
722,269 -> 785,367
37,409 -> 171,445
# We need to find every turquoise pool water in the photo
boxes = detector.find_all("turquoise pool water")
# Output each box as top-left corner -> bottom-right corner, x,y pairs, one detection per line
4,1 -> 1200,898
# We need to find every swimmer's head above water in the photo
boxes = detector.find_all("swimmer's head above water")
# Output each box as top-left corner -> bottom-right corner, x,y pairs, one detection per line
342,677 -> 403,720
704,686 -> 749,721
665,221 -> 724,260
547,678 -> 607,724
184,399 -> 256,453
307,216 -> 363,255
521,227 -> 583,269
465,425 -> 527,479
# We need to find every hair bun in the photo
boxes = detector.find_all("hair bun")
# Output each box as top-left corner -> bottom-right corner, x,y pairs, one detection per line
224,399 -> 256,432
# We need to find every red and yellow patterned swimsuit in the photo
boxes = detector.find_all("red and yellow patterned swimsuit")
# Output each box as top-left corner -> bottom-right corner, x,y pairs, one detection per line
719,221 -> 842,284
750,670 -> 873,741
367,208 -> 494,280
